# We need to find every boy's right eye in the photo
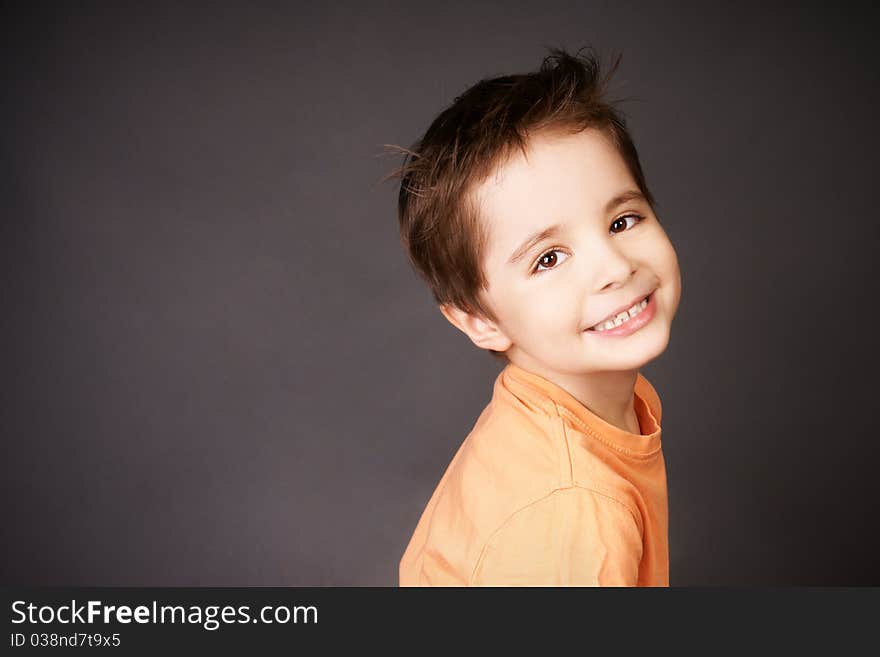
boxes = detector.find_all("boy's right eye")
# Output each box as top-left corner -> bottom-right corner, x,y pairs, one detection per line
532,249 -> 569,274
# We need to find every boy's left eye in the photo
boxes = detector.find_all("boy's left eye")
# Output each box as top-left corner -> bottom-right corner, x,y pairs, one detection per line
610,213 -> 645,234
530,213 -> 645,274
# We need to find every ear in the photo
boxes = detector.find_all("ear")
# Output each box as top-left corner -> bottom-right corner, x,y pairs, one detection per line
439,303 -> 513,353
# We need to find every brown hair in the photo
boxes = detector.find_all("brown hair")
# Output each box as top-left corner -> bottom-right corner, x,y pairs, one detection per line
381,46 -> 657,361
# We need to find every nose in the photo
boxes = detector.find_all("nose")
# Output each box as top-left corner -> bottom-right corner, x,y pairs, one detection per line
588,240 -> 637,294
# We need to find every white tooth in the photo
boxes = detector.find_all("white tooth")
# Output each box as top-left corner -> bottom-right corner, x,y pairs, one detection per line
593,299 -> 648,331
593,297 -> 650,331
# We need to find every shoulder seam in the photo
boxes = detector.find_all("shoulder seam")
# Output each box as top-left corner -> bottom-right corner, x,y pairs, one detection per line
555,409 -> 574,487
468,484 -> 643,585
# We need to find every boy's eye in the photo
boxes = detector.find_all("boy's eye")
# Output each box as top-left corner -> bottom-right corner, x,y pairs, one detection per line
533,249 -> 569,273
610,213 -> 645,234
530,213 -> 646,274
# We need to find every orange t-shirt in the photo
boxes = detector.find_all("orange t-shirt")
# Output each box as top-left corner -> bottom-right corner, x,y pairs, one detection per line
399,362 -> 668,586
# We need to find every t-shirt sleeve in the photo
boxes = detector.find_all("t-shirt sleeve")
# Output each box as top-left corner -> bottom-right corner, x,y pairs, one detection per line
470,486 -> 643,586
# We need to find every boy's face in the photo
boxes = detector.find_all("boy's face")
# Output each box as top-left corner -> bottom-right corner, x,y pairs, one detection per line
463,127 -> 681,379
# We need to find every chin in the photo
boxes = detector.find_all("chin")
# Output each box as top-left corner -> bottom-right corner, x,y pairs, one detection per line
632,325 -> 671,366
594,322 -> 672,370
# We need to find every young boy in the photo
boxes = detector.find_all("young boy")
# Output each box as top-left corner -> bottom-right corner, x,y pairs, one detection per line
385,47 -> 682,586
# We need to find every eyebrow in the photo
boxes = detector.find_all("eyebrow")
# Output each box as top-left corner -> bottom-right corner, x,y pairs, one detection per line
506,189 -> 648,266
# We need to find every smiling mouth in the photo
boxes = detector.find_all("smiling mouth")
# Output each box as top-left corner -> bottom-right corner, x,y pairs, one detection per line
585,291 -> 653,332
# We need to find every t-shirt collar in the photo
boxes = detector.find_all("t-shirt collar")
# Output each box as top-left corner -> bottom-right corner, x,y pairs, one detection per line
500,361 -> 662,457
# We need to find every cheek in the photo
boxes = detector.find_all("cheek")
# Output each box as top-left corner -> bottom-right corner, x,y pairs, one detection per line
656,242 -> 682,309
504,285 -> 569,333
524,285 -> 582,336
663,245 -> 680,279
647,230 -> 679,276
664,242 -> 681,282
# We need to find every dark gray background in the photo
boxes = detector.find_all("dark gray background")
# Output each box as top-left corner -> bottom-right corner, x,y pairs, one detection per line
4,1 -> 879,586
